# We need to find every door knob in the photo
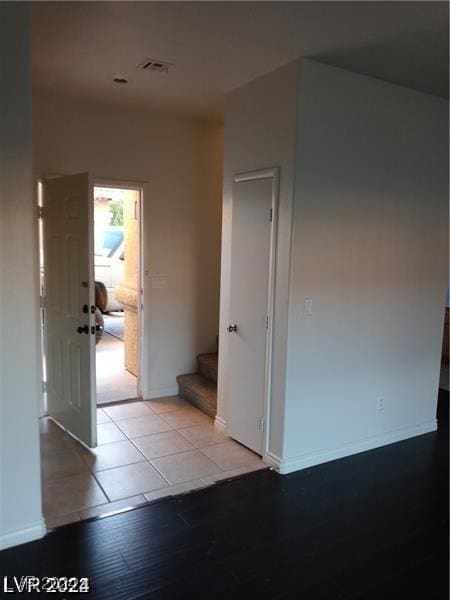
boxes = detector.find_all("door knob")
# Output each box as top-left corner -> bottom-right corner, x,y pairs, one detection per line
77,325 -> 89,334
227,324 -> 238,332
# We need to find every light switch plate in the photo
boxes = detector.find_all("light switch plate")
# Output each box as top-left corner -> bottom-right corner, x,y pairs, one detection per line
151,276 -> 168,289
304,298 -> 313,316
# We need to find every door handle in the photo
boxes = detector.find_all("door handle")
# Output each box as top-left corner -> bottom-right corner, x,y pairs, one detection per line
227,324 -> 238,333
77,325 -> 89,334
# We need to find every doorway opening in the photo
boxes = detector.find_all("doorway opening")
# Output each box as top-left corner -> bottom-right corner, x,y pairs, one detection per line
94,185 -> 142,405
37,174 -> 266,531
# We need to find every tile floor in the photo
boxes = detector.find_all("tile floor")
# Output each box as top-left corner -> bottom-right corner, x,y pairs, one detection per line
40,397 -> 266,529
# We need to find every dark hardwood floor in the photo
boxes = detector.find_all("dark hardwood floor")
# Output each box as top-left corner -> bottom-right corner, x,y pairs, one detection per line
1,391 -> 448,599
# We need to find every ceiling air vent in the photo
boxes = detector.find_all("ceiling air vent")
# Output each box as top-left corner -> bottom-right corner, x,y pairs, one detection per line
137,58 -> 173,74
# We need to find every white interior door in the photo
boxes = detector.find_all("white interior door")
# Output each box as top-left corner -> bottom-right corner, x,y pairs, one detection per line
43,173 -> 97,447
227,170 -> 277,454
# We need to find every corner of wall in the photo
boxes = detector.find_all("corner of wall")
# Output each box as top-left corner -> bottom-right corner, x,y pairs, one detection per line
0,520 -> 47,551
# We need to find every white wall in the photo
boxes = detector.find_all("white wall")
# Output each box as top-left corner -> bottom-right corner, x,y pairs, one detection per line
221,59 -> 447,473
32,93 -> 223,398
218,61 -> 299,453
282,60 -> 448,472
197,127 -> 224,354
0,4 -> 45,549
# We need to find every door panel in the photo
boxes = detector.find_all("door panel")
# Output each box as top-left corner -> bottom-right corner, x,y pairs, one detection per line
227,176 -> 274,454
43,173 -> 97,447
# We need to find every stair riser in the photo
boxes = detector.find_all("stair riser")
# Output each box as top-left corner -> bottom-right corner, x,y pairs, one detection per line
178,382 -> 216,418
197,361 -> 217,384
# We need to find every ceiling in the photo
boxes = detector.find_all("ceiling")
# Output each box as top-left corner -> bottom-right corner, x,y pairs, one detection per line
31,1 -> 449,123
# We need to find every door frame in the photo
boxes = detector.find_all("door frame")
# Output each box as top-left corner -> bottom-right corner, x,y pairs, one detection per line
94,177 -> 147,401
37,175 -> 148,416
36,179 -> 46,418
227,167 -> 279,458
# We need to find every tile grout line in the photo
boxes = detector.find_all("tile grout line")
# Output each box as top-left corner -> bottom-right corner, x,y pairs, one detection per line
126,438 -> 151,463
99,410 -> 175,488
147,457 -> 175,486
103,403 -> 157,422
196,444 -> 266,473
195,446 -> 226,471
43,401 -> 242,524
110,412 -> 176,440
90,469 -> 113,504
129,438 -> 196,461
82,457 -> 149,475
97,406 -> 227,476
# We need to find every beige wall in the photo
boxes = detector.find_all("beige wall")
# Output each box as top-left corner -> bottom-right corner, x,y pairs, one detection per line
197,126 -> 223,355
219,61 -> 299,450
0,4 -> 44,549
33,92 -> 223,398
283,60 -> 448,471
221,59 -> 448,473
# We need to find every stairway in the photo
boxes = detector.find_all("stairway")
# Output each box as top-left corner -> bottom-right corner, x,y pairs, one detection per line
177,353 -> 218,418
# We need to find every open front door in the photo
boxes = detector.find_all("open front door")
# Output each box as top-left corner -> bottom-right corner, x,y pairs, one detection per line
42,173 -> 97,447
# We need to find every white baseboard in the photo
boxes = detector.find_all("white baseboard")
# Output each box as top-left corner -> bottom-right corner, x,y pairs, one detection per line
144,386 -> 179,400
0,520 -> 46,550
214,415 -> 227,433
264,450 -> 282,469
267,420 -> 437,475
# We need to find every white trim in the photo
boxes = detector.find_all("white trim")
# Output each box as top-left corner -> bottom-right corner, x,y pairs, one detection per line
144,386 -> 179,400
267,420 -> 438,475
263,169 -> 279,456
263,450 -> 283,469
94,177 -> 148,189
88,173 -> 98,446
214,415 -> 227,433
93,179 -> 147,401
234,168 -> 279,183
227,167 -> 279,456
36,179 -> 46,418
0,520 -> 46,551
140,183 -> 150,398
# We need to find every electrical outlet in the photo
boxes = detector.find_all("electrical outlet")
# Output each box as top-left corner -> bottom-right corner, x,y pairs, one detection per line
377,397 -> 385,411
